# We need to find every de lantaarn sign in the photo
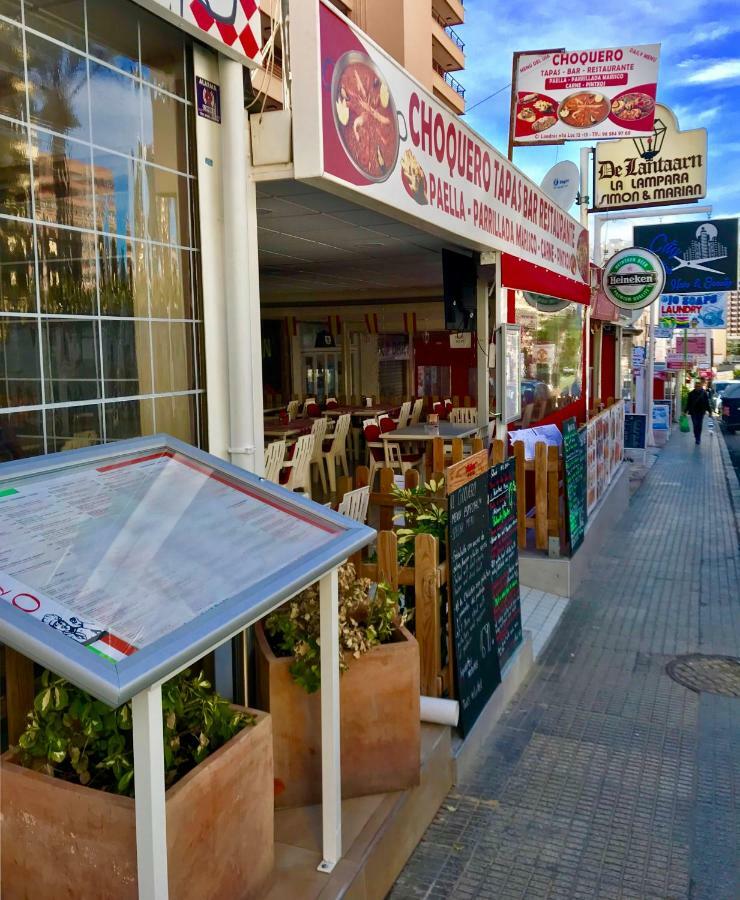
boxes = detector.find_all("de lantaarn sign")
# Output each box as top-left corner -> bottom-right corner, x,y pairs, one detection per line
603,247 -> 666,310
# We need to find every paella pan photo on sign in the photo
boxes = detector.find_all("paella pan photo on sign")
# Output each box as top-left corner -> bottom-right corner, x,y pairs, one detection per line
400,149 -> 428,205
610,91 -> 655,122
558,91 -> 610,128
332,51 -> 404,182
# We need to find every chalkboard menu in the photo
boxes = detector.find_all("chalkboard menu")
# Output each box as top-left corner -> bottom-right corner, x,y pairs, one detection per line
489,459 -> 523,670
562,417 -> 587,555
624,413 -> 647,450
447,451 -> 501,736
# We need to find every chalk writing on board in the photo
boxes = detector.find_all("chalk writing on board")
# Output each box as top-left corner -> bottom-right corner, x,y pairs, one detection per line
489,459 -> 523,669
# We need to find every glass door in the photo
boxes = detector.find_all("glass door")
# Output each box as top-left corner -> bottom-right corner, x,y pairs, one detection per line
303,351 -> 342,403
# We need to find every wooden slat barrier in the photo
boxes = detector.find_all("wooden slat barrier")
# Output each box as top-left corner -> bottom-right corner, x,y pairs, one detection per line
512,440 -> 564,552
4,646 -> 35,746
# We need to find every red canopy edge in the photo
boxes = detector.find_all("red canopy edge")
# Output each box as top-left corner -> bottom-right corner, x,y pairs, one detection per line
501,253 -> 591,305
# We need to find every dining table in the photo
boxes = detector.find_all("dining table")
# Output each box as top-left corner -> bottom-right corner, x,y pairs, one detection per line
263,417 -> 316,439
380,422 -> 479,442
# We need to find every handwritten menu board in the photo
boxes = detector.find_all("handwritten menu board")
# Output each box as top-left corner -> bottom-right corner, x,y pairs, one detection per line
447,451 -> 501,736
489,459 -> 523,670
562,417 -> 587,555
624,413 -> 647,450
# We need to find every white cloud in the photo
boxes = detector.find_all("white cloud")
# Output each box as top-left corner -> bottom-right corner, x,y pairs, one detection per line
671,103 -> 721,126
686,59 -> 740,83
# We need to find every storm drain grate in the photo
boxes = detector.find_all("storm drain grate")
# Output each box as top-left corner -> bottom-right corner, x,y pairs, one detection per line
666,654 -> 740,697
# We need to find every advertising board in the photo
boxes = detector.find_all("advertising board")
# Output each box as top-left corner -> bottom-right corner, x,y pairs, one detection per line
603,247 -> 666,310
593,105 -> 706,211
634,219 -> 739,294
659,292 -> 727,329
290,2 -> 590,300
512,45 -> 660,145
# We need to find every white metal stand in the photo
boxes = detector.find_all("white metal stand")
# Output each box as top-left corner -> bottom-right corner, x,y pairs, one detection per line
132,684 -> 169,899
318,567 -> 341,872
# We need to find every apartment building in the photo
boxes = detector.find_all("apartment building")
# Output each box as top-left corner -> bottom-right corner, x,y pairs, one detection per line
728,290 -> 740,337
254,0 -> 466,115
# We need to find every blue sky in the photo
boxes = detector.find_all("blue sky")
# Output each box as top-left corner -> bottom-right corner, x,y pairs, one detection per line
458,0 -> 740,243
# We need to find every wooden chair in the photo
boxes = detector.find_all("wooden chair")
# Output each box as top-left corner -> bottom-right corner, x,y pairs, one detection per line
319,413 -> 350,493
309,417 -> 329,490
264,439 -> 286,483
409,398 -> 424,425
286,400 -> 300,421
394,400 -> 412,430
280,433 -> 315,498
449,407 -> 478,425
337,485 -> 370,523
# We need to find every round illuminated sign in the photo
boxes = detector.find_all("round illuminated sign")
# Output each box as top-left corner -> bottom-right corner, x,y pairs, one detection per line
602,247 -> 665,311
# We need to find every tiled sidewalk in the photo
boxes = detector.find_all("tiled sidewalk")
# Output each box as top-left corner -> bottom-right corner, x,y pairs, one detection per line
520,587 -> 569,660
392,426 -> 739,900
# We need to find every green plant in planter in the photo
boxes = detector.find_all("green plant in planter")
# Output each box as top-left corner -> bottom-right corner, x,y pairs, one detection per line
265,562 -> 405,694
391,477 -> 447,566
14,669 -> 253,796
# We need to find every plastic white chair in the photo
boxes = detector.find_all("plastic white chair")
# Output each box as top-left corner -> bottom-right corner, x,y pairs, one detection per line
319,413 -> 350,493
309,417 -> 329,491
337,485 -> 370,523
409,398 -> 424,425
395,400 -> 411,430
282,433 -> 315,498
264,439 -> 286,483
301,396 -> 317,416
384,440 -> 424,478
363,418 -> 385,489
286,400 -> 301,421
449,407 -> 478,425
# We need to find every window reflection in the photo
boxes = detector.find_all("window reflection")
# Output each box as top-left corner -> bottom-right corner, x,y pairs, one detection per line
149,245 -> 190,318
98,234 -> 148,316
0,409 -> 44,460
0,219 -> 35,312
0,118 -> 32,217
105,398 -> 154,441
144,163 -> 189,245
37,223 -> 97,314
101,318 -> 152,397
0,2 -> 21,23
93,148 -> 145,239
46,402 -> 102,452
139,11 -> 186,97
150,320 -> 194,393
89,63 -> 141,158
0,22 -> 27,120
85,0 -> 139,76
31,129 -> 94,228
26,32 -> 89,141
42,317 -> 101,403
24,0 -> 85,50
0,316 -> 42,407
142,86 -> 187,171
154,393 -> 195,443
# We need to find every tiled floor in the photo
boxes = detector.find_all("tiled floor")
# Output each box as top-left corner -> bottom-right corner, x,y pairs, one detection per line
520,586 -> 569,660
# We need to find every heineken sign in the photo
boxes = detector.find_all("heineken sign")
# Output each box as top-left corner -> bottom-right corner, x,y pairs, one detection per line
602,247 -> 666,310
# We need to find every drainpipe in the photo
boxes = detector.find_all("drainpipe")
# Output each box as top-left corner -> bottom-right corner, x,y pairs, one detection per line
219,56 -> 265,474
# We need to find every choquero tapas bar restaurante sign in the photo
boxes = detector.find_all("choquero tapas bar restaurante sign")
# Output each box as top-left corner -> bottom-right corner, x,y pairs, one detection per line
512,44 -> 660,145
290,0 -> 590,300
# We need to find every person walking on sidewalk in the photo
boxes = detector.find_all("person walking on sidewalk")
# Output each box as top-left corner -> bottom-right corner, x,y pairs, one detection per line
686,379 -> 711,445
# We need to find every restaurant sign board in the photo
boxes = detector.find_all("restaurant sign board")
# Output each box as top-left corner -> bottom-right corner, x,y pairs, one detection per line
132,0 -> 262,65
290,1 -> 590,300
511,44 -> 660,145
603,247 -> 666,310
634,218 -> 739,294
660,292 -> 727,329
593,105 -> 706,211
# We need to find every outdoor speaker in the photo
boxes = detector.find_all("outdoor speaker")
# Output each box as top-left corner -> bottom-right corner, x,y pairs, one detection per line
443,249 -> 477,332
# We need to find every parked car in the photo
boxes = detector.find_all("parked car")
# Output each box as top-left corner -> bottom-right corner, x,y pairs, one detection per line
711,380 -> 734,414
720,382 -> 740,433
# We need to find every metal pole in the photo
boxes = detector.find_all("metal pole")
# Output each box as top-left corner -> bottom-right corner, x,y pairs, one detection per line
219,56 -> 264,475
476,276 -> 489,441
318,567 -> 341,872
132,684 -> 169,900
646,302 -> 657,445
580,148 -> 591,417
493,254 -> 508,447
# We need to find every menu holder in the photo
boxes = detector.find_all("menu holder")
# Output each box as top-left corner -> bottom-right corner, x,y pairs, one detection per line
447,451 -> 501,736
624,413 -> 647,450
562,417 -> 587,555
489,459 -> 523,669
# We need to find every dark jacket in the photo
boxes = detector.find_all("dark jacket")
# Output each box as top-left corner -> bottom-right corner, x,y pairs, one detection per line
686,388 -> 710,416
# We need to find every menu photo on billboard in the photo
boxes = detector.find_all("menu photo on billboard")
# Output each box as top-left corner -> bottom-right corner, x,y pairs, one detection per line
634,218 -> 739,294
512,44 -> 660,145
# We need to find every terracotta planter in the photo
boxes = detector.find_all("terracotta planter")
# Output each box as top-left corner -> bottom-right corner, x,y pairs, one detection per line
256,622 -> 420,808
1,709 -> 274,900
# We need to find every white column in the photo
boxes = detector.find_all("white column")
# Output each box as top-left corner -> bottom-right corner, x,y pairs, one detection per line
132,684 -> 169,900
318,567 -> 341,872
476,276 -> 489,441
646,301 -> 657,445
219,56 -> 265,474
494,259 -> 508,446
580,148 -> 591,417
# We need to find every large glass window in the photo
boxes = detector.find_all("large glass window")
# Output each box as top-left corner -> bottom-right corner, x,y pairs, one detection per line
514,291 -> 584,425
0,0 -> 202,457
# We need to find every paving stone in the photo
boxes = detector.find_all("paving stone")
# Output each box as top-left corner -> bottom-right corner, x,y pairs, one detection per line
391,431 -> 739,899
